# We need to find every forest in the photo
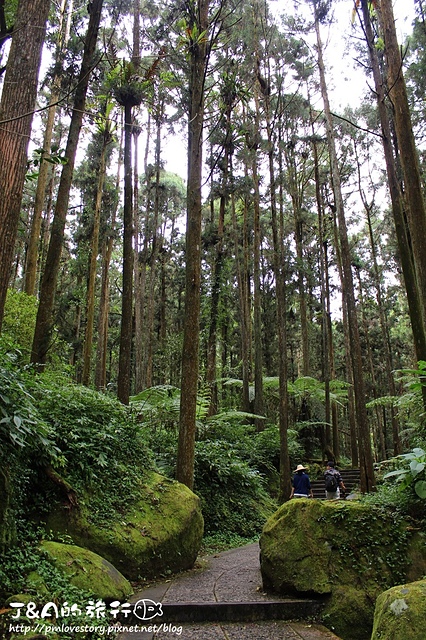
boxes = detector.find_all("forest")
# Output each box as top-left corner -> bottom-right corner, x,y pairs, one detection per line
2,0 -> 426,626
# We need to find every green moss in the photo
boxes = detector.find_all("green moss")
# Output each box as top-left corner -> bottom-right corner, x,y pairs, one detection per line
45,472 -> 204,581
41,541 -> 133,601
372,580 -> 426,640
260,500 -> 424,640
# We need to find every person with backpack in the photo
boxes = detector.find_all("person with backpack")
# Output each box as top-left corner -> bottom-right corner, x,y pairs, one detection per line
324,461 -> 346,499
290,464 -> 314,499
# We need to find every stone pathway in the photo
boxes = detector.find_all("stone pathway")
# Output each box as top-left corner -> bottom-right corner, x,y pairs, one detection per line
117,543 -> 341,640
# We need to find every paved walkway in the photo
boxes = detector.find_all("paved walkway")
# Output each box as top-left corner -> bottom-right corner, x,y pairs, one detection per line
117,543 -> 341,640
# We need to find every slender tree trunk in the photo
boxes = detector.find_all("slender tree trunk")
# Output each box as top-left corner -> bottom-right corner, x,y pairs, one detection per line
31,0 -> 104,364
117,101 -> 134,404
231,164 -> 251,413
24,0 -> 72,296
134,114 -> 151,392
313,133 -> 334,458
145,112 -> 163,388
81,131 -> 110,386
176,0 -> 210,489
206,140 -> 228,416
379,0 -> 426,331
267,102 -> 291,502
95,124 -> 123,390
355,265 -> 385,460
360,0 -> 426,415
0,0 -> 50,330
133,125 -> 143,392
314,9 -> 374,488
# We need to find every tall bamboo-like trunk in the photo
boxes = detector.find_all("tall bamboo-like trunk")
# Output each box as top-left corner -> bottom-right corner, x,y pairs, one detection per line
31,0 -> 104,364
0,0 -> 50,329
314,7 -> 374,489
24,0 -> 73,296
176,0 -> 210,489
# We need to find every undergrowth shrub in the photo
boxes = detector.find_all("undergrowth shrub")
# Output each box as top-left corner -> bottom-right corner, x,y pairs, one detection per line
194,440 -> 276,537
27,380 -> 154,522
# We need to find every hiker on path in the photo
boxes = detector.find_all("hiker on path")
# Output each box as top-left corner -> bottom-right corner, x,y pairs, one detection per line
324,461 -> 346,500
290,464 -> 313,499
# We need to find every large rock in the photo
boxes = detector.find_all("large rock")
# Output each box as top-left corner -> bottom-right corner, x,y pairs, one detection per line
371,579 -> 426,640
45,472 -> 204,581
260,499 -> 426,640
41,540 -> 133,601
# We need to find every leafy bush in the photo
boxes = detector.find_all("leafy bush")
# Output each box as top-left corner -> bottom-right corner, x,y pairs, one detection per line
27,381 -> 154,521
0,349 -> 57,465
361,448 -> 426,523
194,440 -> 276,537
383,447 -> 426,499
2,290 -> 38,359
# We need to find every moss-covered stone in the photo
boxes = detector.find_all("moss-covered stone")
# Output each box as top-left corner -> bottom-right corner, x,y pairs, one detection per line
260,499 -> 425,640
45,472 -> 204,581
371,579 -> 426,640
41,540 -> 133,601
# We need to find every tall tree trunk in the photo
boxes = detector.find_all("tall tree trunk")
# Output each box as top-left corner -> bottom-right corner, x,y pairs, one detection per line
95,124 -> 123,390
0,0 -> 50,330
117,101 -> 134,404
31,0 -> 104,364
132,125 -> 142,392
231,162 -> 252,413
379,0 -> 426,332
313,131 -> 334,458
176,0 -> 210,489
360,0 -> 426,416
134,113 -> 151,392
267,100 -> 291,502
354,141 -> 402,455
314,7 -> 374,489
24,0 -> 72,296
81,129 -> 110,386
145,111 -> 164,388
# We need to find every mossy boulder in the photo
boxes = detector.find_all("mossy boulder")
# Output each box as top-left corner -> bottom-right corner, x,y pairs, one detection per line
371,579 -> 426,640
45,472 -> 204,581
260,499 -> 425,640
41,540 -> 133,600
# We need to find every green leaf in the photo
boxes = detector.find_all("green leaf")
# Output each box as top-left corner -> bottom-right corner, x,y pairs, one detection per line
415,481 -> 426,499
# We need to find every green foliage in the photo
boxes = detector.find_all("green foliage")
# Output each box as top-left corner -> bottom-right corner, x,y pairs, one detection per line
2,290 -> 38,358
194,440 -> 276,537
0,349 -> 56,462
383,448 -> 426,499
108,59 -> 151,107
367,362 -> 426,444
28,381 -> 153,521
0,529 -> 115,639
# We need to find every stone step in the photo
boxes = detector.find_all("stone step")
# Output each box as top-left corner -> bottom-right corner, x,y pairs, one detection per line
310,469 -> 360,498
122,598 -> 324,624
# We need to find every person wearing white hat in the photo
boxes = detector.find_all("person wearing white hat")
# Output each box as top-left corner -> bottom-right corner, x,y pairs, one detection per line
289,464 -> 313,499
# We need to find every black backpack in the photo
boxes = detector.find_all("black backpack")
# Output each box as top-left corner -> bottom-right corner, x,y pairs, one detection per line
325,470 -> 338,492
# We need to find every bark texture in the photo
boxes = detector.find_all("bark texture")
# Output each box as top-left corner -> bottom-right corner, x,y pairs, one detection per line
0,0 -> 50,329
